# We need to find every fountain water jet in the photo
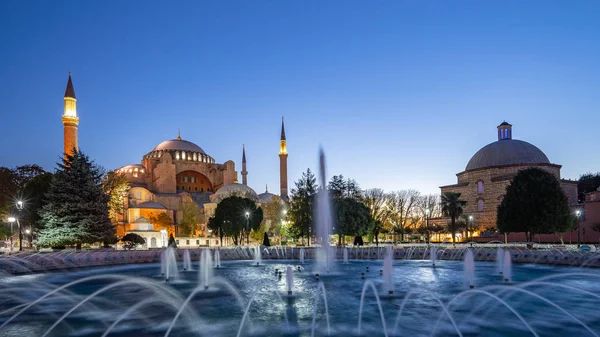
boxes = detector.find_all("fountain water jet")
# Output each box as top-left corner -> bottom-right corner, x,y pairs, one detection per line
343,247 -> 349,264
253,246 -> 262,265
299,248 -> 305,264
286,266 -> 293,296
464,249 -> 475,289
214,249 -> 221,268
162,247 -> 179,282
183,249 -> 192,271
496,247 -> 505,275
503,250 -> 512,283
315,147 -> 333,273
199,248 -> 213,289
430,246 -> 437,267
383,245 -> 394,295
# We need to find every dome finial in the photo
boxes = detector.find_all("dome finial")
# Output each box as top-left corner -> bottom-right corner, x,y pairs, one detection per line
177,129 -> 181,140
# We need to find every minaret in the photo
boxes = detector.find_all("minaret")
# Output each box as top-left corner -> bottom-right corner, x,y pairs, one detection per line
241,144 -> 248,185
279,117 -> 288,201
62,73 -> 79,157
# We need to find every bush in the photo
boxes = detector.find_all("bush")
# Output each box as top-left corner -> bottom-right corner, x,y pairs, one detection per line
122,233 -> 146,250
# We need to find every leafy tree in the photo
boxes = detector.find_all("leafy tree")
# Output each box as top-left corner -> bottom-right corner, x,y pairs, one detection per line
363,188 -> 391,246
121,233 -> 145,250
101,171 -> 129,221
497,168 -> 571,242
387,190 -> 420,242
288,169 -> 318,245
261,196 -> 285,238
328,175 -> 362,200
578,172 -> 600,203
178,201 -> 203,237
148,212 -> 173,231
211,196 -> 263,245
441,192 -> 466,244
0,167 -> 20,221
168,233 -> 177,247
21,172 -> 53,235
334,197 -> 371,246
37,151 -> 116,248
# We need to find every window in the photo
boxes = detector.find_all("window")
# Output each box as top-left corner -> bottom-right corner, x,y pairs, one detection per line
206,240 -> 210,245
477,181 -> 484,195
477,199 -> 484,212
201,188 -> 204,192
194,187 -> 198,192
182,176 -> 186,183
196,240 -> 200,245
188,186 -> 191,191
176,240 -> 180,245
186,240 -> 190,245
182,151 -> 186,160
150,237 -> 157,248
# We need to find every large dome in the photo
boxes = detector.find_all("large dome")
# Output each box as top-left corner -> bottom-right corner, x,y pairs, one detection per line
152,139 -> 206,154
465,139 -> 550,171
212,183 -> 259,203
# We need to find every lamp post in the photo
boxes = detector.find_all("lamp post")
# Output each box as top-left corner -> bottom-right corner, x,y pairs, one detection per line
7,217 -> 15,252
16,201 -> 23,251
576,209 -> 582,247
425,208 -> 430,244
25,229 -> 31,248
468,215 -> 473,241
245,211 -> 250,245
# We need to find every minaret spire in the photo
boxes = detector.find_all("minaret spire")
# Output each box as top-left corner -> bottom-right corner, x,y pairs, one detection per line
177,129 -> 182,140
241,144 -> 248,185
62,72 -> 79,157
279,117 -> 288,201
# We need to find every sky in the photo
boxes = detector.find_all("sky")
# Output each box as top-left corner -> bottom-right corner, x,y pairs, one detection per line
1,1 -> 599,195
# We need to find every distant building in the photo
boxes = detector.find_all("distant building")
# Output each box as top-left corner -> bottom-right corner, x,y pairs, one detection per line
439,122 -> 578,240
60,74 -> 289,247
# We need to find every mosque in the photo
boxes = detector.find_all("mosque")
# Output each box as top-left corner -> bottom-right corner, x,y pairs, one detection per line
439,121 -> 579,241
61,74 -> 288,247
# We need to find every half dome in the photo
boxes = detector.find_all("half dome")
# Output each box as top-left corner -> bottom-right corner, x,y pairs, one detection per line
465,139 -> 550,171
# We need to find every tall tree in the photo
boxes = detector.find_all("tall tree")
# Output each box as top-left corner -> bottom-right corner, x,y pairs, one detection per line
497,168 -> 571,242
578,172 -> 600,203
21,172 -> 53,235
210,196 -> 263,245
148,212 -> 173,235
363,188 -> 391,246
101,171 -> 130,222
178,201 -> 203,237
288,168 -> 318,245
37,151 -> 116,248
334,197 -> 371,246
0,165 -> 46,225
387,190 -> 420,242
261,196 -> 285,238
328,175 -> 362,201
441,192 -> 466,244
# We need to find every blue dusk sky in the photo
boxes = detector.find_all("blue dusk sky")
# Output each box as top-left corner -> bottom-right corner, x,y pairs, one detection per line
1,1 -> 599,195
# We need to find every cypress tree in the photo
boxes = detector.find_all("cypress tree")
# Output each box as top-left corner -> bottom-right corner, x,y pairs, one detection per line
37,151 -> 116,248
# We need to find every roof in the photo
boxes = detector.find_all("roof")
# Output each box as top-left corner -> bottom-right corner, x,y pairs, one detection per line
135,201 -> 167,209
465,139 -> 550,171
213,183 -> 259,203
134,217 -> 150,223
64,74 -> 76,99
498,121 -> 512,127
152,138 -> 206,154
281,117 -> 286,141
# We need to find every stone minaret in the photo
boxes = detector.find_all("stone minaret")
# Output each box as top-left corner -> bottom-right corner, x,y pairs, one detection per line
241,144 -> 248,185
279,117 -> 288,201
62,73 -> 79,157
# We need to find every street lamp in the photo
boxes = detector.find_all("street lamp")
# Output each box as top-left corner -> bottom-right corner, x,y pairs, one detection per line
576,209 -> 582,247
425,208 -> 430,244
7,217 -> 15,252
16,200 -> 23,251
245,211 -> 250,245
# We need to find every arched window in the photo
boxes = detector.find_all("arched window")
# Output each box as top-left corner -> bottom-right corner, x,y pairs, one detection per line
477,181 -> 484,195
150,237 -> 157,248
175,152 -> 180,160
182,151 -> 186,160
477,199 -> 484,212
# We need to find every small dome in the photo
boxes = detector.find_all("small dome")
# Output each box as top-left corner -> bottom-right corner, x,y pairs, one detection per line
116,164 -> 146,174
136,201 -> 167,209
153,139 -> 206,154
258,191 -> 277,203
213,183 -> 259,203
466,139 -> 550,171
134,216 -> 150,223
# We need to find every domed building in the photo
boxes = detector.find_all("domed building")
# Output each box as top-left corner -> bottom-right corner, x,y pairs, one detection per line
440,122 -> 578,235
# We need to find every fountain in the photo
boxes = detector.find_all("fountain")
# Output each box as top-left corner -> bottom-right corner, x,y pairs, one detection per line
503,250 -> 512,283
199,248 -> 213,289
299,248 -> 305,264
315,147 -> 333,273
214,249 -> 221,268
183,249 -> 192,271
162,246 -> 179,282
430,246 -> 437,267
253,246 -> 262,265
496,247 -> 505,275
383,245 -> 394,295
286,266 -> 293,296
343,247 -> 349,264
464,249 -> 475,289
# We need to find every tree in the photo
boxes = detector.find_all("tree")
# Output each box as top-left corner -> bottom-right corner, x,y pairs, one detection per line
363,188 -> 391,246
148,212 -> 173,232
37,151 -> 116,248
261,196 -> 285,238
210,196 -> 263,245
102,171 -> 129,222
207,216 -> 225,246
334,197 -> 371,246
121,233 -> 145,250
328,175 -> 362,201
0,167 -> 20,221
21,172 -> 53,236
168,233 -> 177,247
178,201 -> 203,237
288,168 -> 318,245
387,190 -> 420,242
497,168 -> 571,242
441,192 -> 466,244
577,172 -> 600,203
